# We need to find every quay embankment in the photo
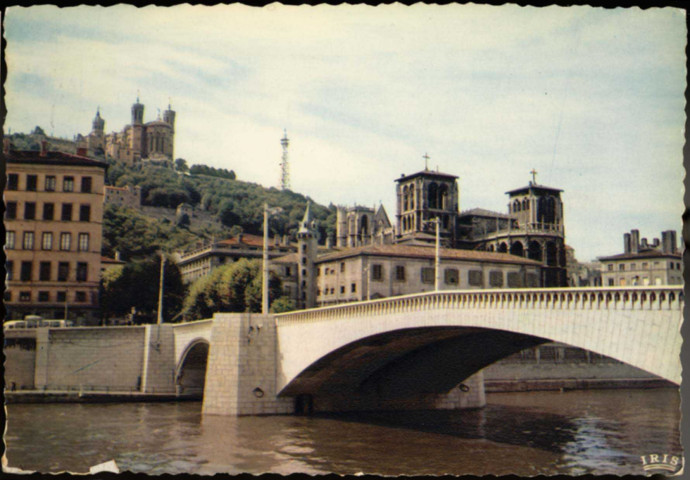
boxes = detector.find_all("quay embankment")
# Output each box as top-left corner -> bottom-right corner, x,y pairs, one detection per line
4,389 -> 202,404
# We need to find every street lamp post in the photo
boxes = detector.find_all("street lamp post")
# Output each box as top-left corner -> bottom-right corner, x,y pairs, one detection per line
262,203 -> 283,314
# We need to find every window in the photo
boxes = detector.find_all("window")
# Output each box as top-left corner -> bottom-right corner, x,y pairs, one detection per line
642,262 -> 648,269
340,285 -> 345,294
4,291 -> 11,302
20,261 -> 32,281
19,291 -> 31,302
78,233 -> 90,252
395,265 -> 406,281
57,291 -> 67,302
7,174 -> 18,190
42,232 -> 53,250
81,176 -> 92,193
608,279 -> 615,286
6,260 -> 14,280
6,231 -> 16,249
79,204 -> 91,222
63,176 -> 74,192
57,262 -> 69,282
61,203 -> 73,221
340,262 -> 345,273
43,202 -> 55,220
6,201 -> 17,219
421,267 -> 435,284
630,263 -> 636,270
526,273 -> 539,287
60,233 -> 71,251
45,175 -> 56,191
372,264 -> 383,281
38,291 -> 50,302
619,264 -> 625,271
444,268 -> 459,285
22,231 -> 34,250
489,271 -> 504,287
351,283 -> 357,293
507,272 -> 522,288
39,262 -> 51,281
76,262 -> 88,282
75,291 -> 87,302
26,175 -> 37,191
607,264 -> 613,271
468,270 -> 483,286
24,202 -> 36,220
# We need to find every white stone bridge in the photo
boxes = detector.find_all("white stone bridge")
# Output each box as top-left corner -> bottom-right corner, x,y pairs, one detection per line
196,286 -> 683,416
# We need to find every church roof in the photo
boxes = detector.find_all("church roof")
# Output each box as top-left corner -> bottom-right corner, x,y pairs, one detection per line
395,168 -> 458,183
145,120 -> 172,128
315,244 -> 541,266
506,182 -> 563,196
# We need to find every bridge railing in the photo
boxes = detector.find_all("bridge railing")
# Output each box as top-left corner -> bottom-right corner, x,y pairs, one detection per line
275,286 -> 684,325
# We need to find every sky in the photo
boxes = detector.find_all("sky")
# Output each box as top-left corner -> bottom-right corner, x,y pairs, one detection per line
4,4 -> 686,262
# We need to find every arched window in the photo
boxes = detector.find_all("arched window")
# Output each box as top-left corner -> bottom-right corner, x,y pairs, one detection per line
403,185 -> 409,211
528,241 -> 543,261
360,215 -> 369,236
439,184 -> 449,209
510,242 -> 524,257
428,183 -> 439,209
513,200 -> 521,212
409,184 -> 415,210
522,198 -> 529,210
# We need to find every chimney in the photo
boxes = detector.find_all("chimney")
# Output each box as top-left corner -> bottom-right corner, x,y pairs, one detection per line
640,237 -> 648,249
630,229 -> 640,254
326,237 -> 333,249
662,230 -> 678,254
652,238 -> 660,248
623,233 -> 631,254
76,146 -> 87,156
40,140 -> 48,157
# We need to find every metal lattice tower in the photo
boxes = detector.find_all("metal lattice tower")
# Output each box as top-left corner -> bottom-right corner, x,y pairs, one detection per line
279,129 -> 291,190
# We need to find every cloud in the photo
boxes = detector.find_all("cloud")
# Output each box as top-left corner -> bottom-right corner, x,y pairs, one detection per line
4,4 -> 686,262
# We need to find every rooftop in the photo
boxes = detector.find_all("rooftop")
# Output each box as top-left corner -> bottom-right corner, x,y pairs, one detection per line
458,208 -> 515,220
5,149 -> 108,169
315,244 -> 542,266
598,249 -> 682,262
396,168 -> 458,183
506,182 -> 563,196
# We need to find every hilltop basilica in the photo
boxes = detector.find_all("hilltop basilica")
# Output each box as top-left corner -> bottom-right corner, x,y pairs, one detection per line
78,97 -> 176,165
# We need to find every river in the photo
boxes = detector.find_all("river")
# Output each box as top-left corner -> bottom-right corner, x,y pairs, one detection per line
4,388 -> 681,476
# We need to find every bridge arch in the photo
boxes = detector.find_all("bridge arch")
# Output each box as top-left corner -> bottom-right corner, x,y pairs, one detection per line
175,338 -> 209,397
276,288 -> 682,397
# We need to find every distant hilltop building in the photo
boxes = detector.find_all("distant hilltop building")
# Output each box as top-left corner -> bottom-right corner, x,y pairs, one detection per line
104,185 -> 142,208
78,96 -> 176,165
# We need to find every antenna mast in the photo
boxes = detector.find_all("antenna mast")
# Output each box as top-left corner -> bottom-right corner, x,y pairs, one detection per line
279,129 -> 290,190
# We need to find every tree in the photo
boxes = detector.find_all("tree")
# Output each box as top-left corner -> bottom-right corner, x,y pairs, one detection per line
101,256 -> 186,323
182,259 -> 282,320
175,158 -> 189,173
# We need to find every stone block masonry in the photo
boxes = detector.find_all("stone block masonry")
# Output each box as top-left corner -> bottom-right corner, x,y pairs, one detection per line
202,313 -> 293,416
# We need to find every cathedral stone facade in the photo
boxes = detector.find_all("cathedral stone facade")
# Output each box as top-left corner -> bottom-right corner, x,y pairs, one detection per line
80,97 -> 176,165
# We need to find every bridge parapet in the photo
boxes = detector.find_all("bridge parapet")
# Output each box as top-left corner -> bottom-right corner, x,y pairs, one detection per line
276,286 -> 684,325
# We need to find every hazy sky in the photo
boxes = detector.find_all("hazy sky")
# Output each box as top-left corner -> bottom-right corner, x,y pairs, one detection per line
5,4 -> 686,261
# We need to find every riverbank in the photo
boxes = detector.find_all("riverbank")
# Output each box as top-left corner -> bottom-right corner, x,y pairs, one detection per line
485,377 -> 673,393
4,390 -> 202,404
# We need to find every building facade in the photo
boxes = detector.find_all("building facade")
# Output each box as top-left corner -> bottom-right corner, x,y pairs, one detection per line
599,229 -> 682,286
104,185 -> 142,208
4,142 -> 107,324
313,244 -> 542,306
174,233 -> 296,285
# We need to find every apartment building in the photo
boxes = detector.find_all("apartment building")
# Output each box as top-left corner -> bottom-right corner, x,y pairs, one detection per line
4,142 -> 107,323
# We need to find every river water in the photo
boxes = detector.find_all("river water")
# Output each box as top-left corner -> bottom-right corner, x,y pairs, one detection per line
4,388 -> 682,476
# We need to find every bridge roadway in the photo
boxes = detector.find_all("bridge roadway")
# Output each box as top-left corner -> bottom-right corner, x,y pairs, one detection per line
274,286 -> 683,397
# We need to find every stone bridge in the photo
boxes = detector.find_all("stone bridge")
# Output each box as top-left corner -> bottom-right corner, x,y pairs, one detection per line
199,286 -> 682,416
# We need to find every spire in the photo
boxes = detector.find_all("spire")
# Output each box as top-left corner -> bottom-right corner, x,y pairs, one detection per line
298,201 -> 317,235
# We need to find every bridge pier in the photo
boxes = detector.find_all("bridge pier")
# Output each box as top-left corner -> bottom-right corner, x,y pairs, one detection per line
202,313 -> 293,416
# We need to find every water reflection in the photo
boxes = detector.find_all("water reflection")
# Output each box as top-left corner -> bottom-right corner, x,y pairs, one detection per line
5,388 -> 681,476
